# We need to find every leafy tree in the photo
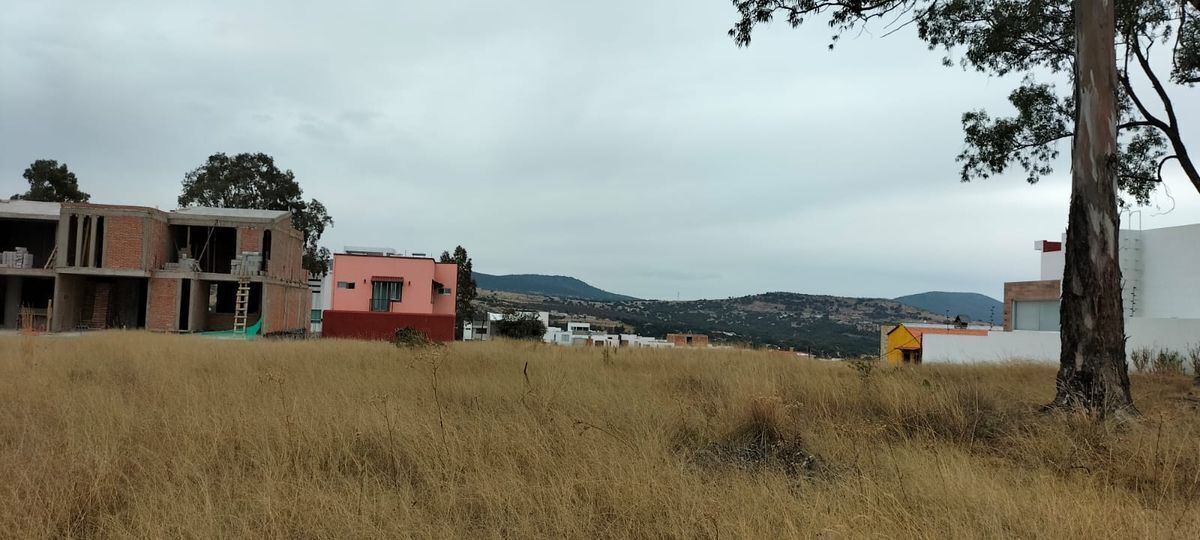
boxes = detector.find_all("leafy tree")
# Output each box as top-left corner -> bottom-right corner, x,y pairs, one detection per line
491,313 -> 547,341
12,160 -> 90,202
178,152 -> 334,275
730,0 -> 1198,200
440,246 -> 478,339
729,0 -> 1198,414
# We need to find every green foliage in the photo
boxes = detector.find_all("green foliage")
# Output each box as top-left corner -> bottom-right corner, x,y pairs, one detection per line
1177,14 -> 1200,83
491,313 -> 547,341
178,153 -> 334,275
439,246 -> 478,340
729,0 -> 1199,202
13,160 -> 90,202
847,358 -> 878,380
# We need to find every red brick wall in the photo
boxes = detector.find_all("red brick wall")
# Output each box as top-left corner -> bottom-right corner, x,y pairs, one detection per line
103,216 -> 144,269
322,311 -> 456,342
259,225 -> 306,282
666,334 -> 710,347
260,282 -> 312,334
239,226 -> 262,253
1003,280 -> 1061,331
146,218 -> 170,271
146,278 -> 178,331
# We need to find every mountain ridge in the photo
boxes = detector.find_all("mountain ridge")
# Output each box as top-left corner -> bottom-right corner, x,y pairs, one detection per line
472,272 -> 638,302
892,291 -> 1003,325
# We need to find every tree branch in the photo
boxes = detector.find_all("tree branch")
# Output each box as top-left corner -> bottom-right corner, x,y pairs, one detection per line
1118,121 -> 1158,130
1128,31 -> 1200,195
1131,39 -> 1178,129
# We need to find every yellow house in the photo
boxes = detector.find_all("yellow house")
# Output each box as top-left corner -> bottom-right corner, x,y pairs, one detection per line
883,324 -> 992,365
885,324 -> 923,365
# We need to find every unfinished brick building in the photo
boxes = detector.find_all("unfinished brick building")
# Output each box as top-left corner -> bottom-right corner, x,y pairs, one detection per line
1,199 -> 311,334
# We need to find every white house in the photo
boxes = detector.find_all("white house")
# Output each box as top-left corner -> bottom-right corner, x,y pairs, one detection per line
541,322 -> 675,348
308,272 -> 333,334
463,311 -> 550,341
923,222 -> 1200,363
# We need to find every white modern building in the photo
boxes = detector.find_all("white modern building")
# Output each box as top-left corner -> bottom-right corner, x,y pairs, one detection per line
923,222 -> 1200,363
541,321 -> 675,348
463,311 -> 551,341
308,272 -> 332,334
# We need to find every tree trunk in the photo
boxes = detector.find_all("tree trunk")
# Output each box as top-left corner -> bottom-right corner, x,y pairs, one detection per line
1049,0 -> 1135,415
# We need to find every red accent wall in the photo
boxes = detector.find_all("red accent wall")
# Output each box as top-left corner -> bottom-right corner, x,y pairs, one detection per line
321,311 -> 456,342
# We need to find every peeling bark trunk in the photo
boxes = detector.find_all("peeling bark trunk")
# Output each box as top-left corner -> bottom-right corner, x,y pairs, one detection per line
1049,0 -> 1135,415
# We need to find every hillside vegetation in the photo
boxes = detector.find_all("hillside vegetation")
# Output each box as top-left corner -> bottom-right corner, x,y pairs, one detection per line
3,333 -> 1200,538
480,290 -> 940,356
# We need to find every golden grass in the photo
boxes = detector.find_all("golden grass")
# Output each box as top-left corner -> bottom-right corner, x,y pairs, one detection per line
3,332 -> 1200,538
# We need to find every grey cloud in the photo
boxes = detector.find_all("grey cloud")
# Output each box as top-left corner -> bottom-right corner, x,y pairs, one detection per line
2,0 -> 1198,302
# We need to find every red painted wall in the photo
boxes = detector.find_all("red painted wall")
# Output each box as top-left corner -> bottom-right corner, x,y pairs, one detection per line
321,311 -> 456,342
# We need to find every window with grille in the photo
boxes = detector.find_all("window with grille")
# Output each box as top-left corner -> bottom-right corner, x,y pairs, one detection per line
371,280 -> 402,312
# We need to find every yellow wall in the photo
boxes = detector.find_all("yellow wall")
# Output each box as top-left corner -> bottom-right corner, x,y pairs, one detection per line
885,325 -> 919,366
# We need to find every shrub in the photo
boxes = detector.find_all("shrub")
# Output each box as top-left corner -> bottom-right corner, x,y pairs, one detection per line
846,358 -> 877,380
1152,349 -> 1185,376
393,327 -> 435,348
1130,347 -> 1153,373
1187,343 -> 1200,383
491,314 -> 546,340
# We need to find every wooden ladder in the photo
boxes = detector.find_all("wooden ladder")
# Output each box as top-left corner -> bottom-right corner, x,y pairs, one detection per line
233,277 -> 251,334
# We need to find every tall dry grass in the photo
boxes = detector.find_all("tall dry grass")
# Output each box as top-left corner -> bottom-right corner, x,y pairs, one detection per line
2,332 -> 1200,538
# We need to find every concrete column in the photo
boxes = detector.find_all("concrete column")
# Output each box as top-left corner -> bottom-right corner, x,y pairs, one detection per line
74,215 -> 86,267
90,217 -> 101,268
3,277 -> 21,329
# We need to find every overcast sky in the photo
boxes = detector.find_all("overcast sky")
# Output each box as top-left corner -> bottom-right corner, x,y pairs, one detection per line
3,1 -> 1197,301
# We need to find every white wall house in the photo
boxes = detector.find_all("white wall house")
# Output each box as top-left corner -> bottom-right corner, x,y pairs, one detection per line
308,272 -> 333,334
463,311 -> 550,341
923,222 -> 1200,363
541,322 -> 675,348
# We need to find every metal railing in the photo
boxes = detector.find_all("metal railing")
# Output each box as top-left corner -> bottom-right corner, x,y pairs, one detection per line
370,298 -> 391,312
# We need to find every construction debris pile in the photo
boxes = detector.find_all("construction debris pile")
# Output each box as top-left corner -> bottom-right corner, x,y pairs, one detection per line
0,247 -> 34,269
231,252 -> 263,276
162,249 -> 202,272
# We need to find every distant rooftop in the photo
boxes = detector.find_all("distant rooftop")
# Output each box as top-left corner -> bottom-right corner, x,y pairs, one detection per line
171,207 -> 291,221
344,246 -> 397,256
341,247 -> 439,259
0,198 -> 61,221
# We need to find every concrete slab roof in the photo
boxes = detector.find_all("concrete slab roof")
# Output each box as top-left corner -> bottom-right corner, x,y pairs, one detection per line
170,207 -> 291,221
0,199 -> 61,221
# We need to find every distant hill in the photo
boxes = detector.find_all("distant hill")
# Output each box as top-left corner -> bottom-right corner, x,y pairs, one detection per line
893,291 -> 1003,325
473,273 -> 638,302
476,290 -> 941,357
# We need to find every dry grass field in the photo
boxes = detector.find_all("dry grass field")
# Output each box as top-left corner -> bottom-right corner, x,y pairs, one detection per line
3,332 -> 1200,538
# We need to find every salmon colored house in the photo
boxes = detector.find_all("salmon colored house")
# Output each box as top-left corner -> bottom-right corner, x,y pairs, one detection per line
885,324 -> 989,365
320,249 -> 458,341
